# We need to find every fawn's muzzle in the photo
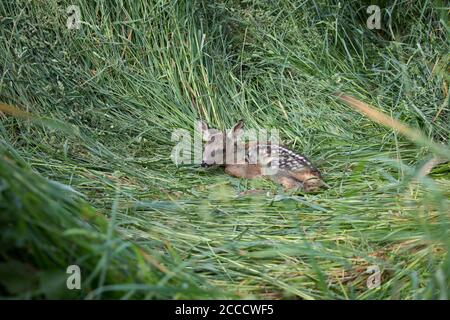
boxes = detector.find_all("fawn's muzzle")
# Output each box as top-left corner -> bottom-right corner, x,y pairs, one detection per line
201,161 -> 212,168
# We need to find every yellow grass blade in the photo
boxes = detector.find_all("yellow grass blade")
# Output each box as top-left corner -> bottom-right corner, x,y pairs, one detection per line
333,92 -> 450,160
0,102 -> 32,119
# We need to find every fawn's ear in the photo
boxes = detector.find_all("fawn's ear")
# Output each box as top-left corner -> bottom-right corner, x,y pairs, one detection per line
230,120 -> 244,139
197,120 -> 211,141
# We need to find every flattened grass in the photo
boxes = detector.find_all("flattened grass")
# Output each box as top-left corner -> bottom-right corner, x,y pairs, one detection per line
0,0 -> 449,299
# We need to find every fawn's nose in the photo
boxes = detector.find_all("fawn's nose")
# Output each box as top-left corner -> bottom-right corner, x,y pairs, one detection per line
201,161 -> 214,168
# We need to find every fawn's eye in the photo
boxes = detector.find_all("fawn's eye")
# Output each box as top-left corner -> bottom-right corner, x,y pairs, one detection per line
210,136 -> 215,142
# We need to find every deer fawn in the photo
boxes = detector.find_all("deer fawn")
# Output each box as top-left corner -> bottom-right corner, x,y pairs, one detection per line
198,120 -> 323,192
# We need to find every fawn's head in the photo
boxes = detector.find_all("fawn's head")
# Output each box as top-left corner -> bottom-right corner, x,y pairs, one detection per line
197,120 -> 244,167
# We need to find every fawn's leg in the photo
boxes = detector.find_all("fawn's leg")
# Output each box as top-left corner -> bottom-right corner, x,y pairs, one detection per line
276,176 -> 300,190
289,170 -> 323,192
225,164 -> 262,179
226,165 -> 266,196
302,178 -> 323,192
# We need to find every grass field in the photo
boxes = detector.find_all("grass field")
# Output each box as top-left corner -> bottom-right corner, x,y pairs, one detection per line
0,0 -> 449,299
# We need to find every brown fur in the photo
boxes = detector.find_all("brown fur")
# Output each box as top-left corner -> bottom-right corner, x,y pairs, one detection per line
276,176 -> 298,189
290,170 -> 322,191
199,120 -> 323,192
225,164 -> 262,179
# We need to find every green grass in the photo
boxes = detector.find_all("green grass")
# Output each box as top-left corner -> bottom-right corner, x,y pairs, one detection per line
0,0 -> 449,299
